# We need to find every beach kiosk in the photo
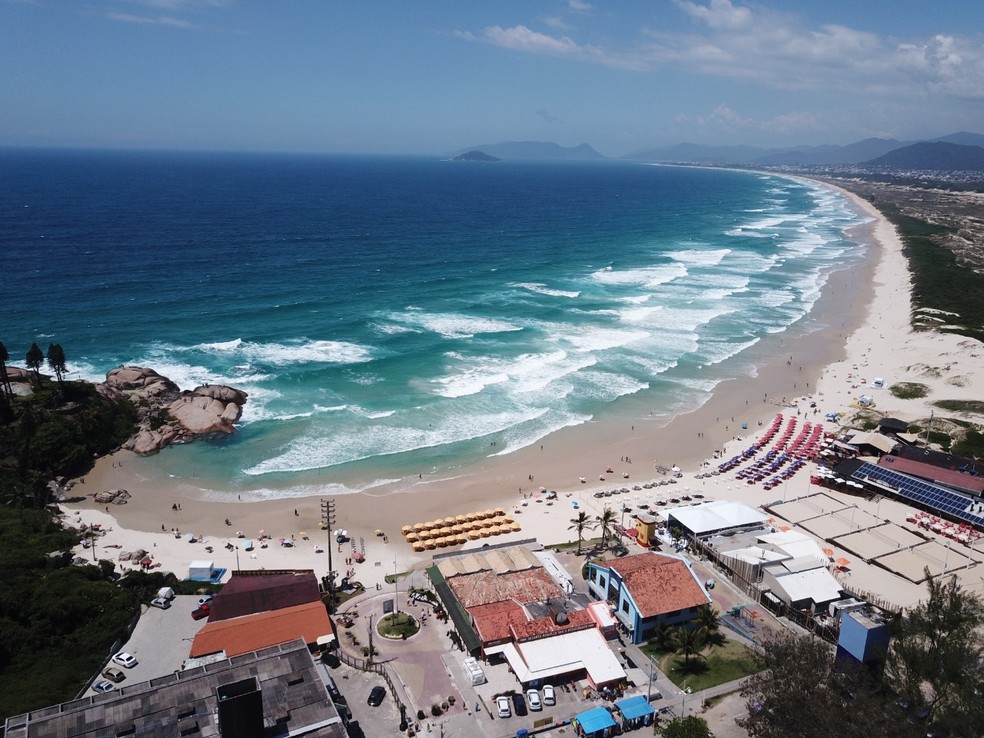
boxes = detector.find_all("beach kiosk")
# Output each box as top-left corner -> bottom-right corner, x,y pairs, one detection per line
633,513 -> 658,548
573,706 -> 617,737
614,695 -> 655,730
188,559 -> 215,581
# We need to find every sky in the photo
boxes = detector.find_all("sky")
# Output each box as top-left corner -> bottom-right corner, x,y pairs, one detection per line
1,0 -> 983,156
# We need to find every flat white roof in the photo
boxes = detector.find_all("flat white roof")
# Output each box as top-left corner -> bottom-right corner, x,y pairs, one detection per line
499,629 -> 625,685
720,546 -> 787,566
670,500 -> 766,535
772,567 -> 842,605
587,601 -> 617,629
758,530 -> 828,564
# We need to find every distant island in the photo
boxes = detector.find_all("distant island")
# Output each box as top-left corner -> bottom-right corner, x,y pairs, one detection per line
448,140 -> 605,161
453,150 -> 500,162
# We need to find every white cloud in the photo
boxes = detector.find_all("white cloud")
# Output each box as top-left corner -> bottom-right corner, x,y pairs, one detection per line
567,0 -> 592,12
460,1 -> 984,102
106,12 -> 197,28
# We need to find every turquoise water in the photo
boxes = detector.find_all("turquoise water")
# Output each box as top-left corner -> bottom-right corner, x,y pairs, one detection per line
2,151 -> 867,497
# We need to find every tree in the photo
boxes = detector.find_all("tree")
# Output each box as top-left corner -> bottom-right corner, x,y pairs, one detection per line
0,341 -> 11,400
568,510 -> 595,555
738,634 -> 918,738
658,714 -> 712,738
694,604 -> 725,647
596,506 -> 617,548
25,343 -> 44,387
667,624 -> 706,666
46,343 -> 67,385
884,570 -> 984,736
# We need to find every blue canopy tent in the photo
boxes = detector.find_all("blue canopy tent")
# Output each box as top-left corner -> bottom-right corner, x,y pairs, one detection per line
574,706 -> 617,737
614,695 -> 655,727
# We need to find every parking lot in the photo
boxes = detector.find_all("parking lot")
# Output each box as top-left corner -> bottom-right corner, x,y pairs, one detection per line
86,594 -> 208,695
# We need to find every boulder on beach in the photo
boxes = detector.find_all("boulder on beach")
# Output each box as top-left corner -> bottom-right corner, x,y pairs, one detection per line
99,366 -> 248,456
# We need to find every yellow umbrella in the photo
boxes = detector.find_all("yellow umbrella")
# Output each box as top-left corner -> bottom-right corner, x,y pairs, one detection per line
412,542 -> 426,552
405,532 -> 419,542
425,540 -> 437,550
455,514 -> 468,524
401,525 -> 413,535
465,512 -> 477,522
509,522 -> 521,531
480,518 -> 494,528
455,535 -> 467,545
413,522 -> 426,531
494,507 -> 505,516
479,528 -> 492,538
501,516 -> 514,524
468,529 -> 481,539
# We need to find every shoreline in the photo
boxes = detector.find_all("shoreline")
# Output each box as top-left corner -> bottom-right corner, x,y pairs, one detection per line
63,176 -> 984,606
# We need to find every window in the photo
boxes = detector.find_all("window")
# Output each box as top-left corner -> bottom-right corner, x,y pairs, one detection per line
621,599 -> 629,613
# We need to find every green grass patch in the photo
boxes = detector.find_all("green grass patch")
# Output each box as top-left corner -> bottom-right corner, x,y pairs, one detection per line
377,612 -> 420,639
889,382 -> 929,399
933,400 -> 984,415
953,430 -> 984,460
651,639 -> 759,692
927,430 -> 953,450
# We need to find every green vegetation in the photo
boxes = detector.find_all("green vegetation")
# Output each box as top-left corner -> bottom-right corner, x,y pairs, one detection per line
0,355 -> 147,717
652,638 -> 758,692
882,206 -> 984,343
953,429 -> 984,459
740,571 -> 984,737
568,510 -> 595,555
933,399 -> 984,415
889,382 -> 929,399
657,715 -> 713,738
377,612 -> 420,639
0,506 -> 185,718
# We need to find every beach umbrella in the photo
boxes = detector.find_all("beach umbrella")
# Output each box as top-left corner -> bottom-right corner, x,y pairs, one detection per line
401,525 -> 412,535
405,532 -> 419,542
468,530 -> 481,539
454,535 -> 467,545
509,522 -> 521,532
412,542 -> 425,552
465,512 -> 477,522
479,528 -> 491,538
494,507 -> 505,516
425,540 -> 437,550
455,515 -> 468,524
822,547 -> 834,557
413,522 -> 426,531
836,557 -> 851,566
480,518 -> 494,528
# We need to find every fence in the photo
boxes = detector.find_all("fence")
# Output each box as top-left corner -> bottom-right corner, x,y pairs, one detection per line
338,649 -> 408,718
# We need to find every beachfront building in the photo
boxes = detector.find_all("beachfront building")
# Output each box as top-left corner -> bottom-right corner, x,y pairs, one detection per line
666,500 -> 768,540
4,639 -> 347,738
586,552 -> 711,645
189,570 -> 334,659
718,529 -> 844,613
429,542 -> 626,689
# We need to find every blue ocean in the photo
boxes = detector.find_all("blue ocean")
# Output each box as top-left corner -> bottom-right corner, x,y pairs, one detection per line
2,150 -> 867,497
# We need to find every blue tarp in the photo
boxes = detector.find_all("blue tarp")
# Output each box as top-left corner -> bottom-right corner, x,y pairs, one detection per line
615,695 -> 654,720
576,706 -> 616,734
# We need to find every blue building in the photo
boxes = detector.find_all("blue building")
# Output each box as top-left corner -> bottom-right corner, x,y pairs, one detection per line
586,552 -> 711,645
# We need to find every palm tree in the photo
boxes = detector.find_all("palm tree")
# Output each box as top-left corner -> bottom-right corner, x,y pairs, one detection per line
568,511 -> 595,555
25,342 -> 44,387
694,604 -> 725,647
0,341 -> 11,401
596,506 -> 618,549
668,624 -> 706,666
46,343 -> 67,385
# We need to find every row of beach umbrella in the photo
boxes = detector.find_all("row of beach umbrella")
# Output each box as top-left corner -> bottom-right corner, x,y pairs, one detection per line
401,508 -> 519,550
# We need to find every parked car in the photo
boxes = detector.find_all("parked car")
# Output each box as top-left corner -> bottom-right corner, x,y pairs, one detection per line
111,652 -> 138,669
367,686 -> 386,706
197,595 -> 214,607
102,667 -> 126,683
191,603 -> 211,620
511,692 -> 527,716
542,684 -> 556,706
495,695 -> 511,718
92,679 -> 115,693
526,688 -> 542,711
150,597 -> 171,609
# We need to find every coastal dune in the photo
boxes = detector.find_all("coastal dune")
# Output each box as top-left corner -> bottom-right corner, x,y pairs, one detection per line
64,179 -> 984,604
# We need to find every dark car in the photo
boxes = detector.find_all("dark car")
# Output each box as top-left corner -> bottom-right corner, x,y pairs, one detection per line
191,603 -> 211,620
511,692 -> 528,716
367,686 -> 386,706
320,651 -> 340,669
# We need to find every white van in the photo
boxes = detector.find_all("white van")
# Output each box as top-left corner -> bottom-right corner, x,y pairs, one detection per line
157,586 -> 175,601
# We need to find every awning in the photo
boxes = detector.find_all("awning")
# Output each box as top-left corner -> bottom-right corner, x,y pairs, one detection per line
576,706 -> 617,734
615,695 -> 654,720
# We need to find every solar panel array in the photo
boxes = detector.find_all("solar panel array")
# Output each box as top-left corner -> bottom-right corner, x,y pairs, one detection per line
851,462 -> 984,528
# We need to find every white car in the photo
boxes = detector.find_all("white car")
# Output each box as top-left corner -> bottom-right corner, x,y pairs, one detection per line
526,688 -> 542,711
542,684 -> 556,706
197,595 -> 214,607
495,695 -> 512,718
112,652 -> 138,669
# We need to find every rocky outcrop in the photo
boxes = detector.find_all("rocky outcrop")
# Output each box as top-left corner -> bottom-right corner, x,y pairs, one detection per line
100,366 -> 247,456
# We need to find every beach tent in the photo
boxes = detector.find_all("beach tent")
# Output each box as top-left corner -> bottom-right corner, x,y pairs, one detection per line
614,695 -> 655,728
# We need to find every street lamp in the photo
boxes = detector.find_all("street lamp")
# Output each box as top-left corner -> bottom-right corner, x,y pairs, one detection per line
321,497 -> 337,614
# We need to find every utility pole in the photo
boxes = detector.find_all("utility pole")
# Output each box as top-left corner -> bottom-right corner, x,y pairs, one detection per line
321,497 -> 337,614
368,613 -> 374,665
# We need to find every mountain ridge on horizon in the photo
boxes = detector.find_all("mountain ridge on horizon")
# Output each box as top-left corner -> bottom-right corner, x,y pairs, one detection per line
454,132 -> 984,169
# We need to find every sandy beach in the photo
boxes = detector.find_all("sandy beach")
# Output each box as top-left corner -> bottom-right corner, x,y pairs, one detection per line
62,179 -> 984,608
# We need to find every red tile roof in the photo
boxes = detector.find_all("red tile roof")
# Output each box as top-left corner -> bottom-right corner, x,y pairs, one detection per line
449,568 -> 562,609
598,553 -> 709,618
190,601 -> 333,658
511,608 -> 594,640
469,600 -> 528,644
